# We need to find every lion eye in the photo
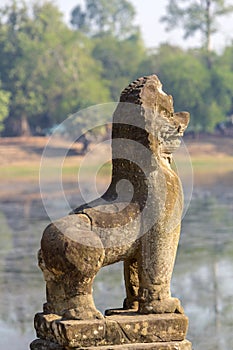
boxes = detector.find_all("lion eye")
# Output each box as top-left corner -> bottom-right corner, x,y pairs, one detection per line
177,125 -> 182,133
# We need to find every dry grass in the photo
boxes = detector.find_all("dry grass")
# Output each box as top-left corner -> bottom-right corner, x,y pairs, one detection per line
0,135 -> 232,192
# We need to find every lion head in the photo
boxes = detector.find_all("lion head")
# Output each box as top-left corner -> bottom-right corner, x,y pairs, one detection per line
112,75 -> 189,164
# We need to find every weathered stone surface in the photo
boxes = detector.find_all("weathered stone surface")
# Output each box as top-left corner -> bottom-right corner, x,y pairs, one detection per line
82,340 -> 193,350
104,311 -> 188,343
34,311 -> 189,348
30,338 -> 192,350
31,75 -> 192,349
37,75 -> 190,321
30,339 -> 63,350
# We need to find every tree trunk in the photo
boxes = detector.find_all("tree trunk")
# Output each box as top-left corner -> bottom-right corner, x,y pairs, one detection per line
205,0 -> 212,69
3,115 -> 31,136
20,115 -> 31,136
205,0 -> 211,52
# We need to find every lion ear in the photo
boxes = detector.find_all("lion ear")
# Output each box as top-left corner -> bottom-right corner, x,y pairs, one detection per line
174,112 -> 190,135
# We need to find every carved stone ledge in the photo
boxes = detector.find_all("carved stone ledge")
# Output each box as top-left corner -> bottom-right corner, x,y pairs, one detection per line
31,310 -> 191,349
30,339 -> 192,350
82,340 -> 193,350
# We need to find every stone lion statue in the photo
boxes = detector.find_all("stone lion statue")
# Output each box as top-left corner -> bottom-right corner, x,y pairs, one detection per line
39,75 -> 190,320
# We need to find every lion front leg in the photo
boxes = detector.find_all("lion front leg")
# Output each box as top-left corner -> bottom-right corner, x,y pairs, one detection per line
138,225 -> 184,314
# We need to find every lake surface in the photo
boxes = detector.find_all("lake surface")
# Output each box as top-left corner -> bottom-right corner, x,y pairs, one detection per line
0,174 -> 232,350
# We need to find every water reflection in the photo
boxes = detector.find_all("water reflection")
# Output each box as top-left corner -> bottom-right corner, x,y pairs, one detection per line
0,177 -> 232,349
175,186 -> 233,350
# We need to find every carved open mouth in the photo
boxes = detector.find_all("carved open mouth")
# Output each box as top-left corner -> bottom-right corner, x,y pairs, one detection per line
161,137 -> 181,155
158,111 -> 189,155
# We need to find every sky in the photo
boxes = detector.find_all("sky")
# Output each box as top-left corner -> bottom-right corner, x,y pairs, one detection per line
56,0 -> 170,47
1,0 -> 233,50
55,0 -> 196,48
54,0 -> 233,51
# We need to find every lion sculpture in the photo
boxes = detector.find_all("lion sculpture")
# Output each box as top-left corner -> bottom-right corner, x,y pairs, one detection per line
39,75 -> 190,320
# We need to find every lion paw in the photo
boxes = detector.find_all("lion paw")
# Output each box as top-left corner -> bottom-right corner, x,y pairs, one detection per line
62,307 -> 104,320
139,297 -> 184,314
123,297 -> 139,310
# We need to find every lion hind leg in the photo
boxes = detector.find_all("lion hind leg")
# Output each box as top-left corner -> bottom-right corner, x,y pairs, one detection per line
123,257 -> 139,310
40,215 -> 105,320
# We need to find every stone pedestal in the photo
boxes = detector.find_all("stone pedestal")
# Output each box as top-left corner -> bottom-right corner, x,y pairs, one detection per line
30,310 -> 192,350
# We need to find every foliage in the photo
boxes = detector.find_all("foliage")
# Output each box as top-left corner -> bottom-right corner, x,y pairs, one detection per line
0,0 -> 232,136
0,83 -> 10,132
161,0 -> 233,52
161,0 -> 233,131
70,0 -> 145,101
92,33 -> 145,100
138,44 -> 233,132
0,0 -> 110,136
70,0 -> 138,39
212,45 -> 233,119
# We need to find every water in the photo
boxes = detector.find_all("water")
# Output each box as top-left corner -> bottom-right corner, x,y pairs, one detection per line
0,177 -> 232,349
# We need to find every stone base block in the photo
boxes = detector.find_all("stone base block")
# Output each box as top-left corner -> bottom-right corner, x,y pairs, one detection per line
31,309 -> 191,349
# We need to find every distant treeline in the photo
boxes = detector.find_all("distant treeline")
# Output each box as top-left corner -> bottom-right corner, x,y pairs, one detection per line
0,0 -> 233,137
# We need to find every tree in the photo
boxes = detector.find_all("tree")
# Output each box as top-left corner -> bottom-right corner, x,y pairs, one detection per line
156,45 -> 212,131
158,1 -> 233,132
92,33 -> 145,100
0,83 -> 10,133
0,0 -> 110,136
70,0 -> 138,39
137,44 -> 231,132
213,45 -> 233,116
70,0 -> 145,101
0,0 -> 32,135
161,0 -> 233,52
